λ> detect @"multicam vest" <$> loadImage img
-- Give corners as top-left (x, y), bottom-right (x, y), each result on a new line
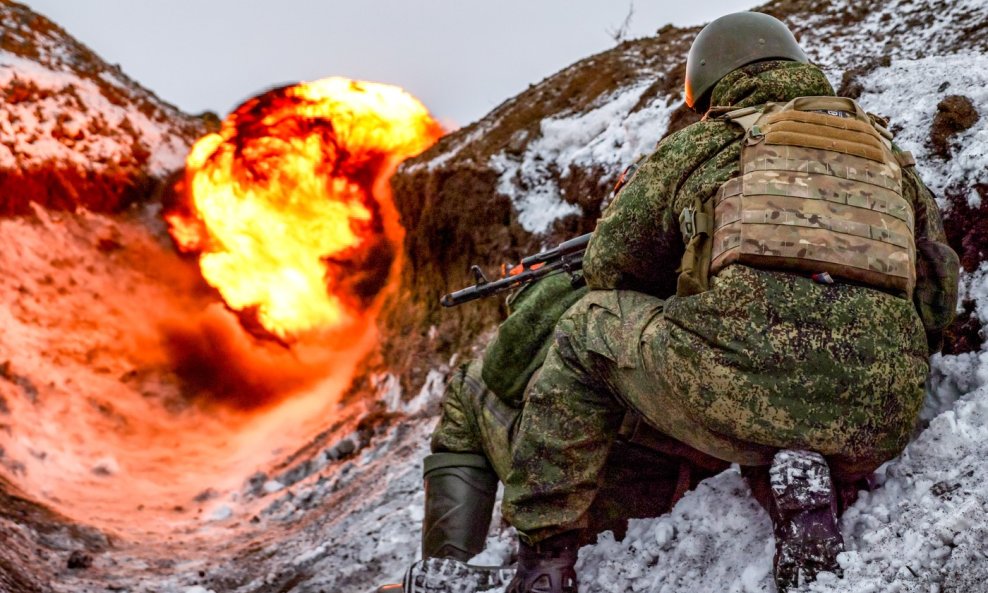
top-left (678, 96), bottom-right (917, 298)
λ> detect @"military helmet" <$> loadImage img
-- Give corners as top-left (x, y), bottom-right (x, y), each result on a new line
top-left (685, 12), bottom-right (808, 111)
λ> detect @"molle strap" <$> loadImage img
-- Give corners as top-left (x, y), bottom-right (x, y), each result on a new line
top-left (789, 96), bottom-right (869, 121)
top-left (760, 111), bottom-right (888, 163)
top-left (710, 97), bottom-right (916, 298)
top-left (895, 150), bottom-right (917, 168)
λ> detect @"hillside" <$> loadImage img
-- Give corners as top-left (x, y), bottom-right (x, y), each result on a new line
top-left (0, 0), bottom-right (205, 215)
top-left (384, 0), bottom-right (988, 391)
top-left (0, 0), bottom-right (985, 592)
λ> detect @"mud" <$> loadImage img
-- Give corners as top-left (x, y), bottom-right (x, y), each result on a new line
top-left (929, 95), bottom-right (980, 160)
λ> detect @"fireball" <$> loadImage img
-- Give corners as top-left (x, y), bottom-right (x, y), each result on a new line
top-left (166, 78), bottom-right (442, 341)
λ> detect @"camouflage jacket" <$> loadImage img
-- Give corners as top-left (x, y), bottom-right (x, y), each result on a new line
top-left (583, 61), bottom-right (959, 350)
top-left (482, 272), bottom-right (588, 405)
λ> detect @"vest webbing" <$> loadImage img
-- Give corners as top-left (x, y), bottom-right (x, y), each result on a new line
top-left (709, 96), bottom-right (916, 297)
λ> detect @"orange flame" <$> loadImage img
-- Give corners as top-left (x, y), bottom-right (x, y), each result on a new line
top-left (166, 78), bottom-right (442, 341)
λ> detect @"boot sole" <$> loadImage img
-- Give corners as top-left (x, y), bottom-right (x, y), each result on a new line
top-left (404, 557), bottom-right (514, 593)
top-left (770, 450), bottom-right (845, 591)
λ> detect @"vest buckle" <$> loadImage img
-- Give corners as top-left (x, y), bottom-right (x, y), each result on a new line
top-left (680, 206), bottom-right (698, 241)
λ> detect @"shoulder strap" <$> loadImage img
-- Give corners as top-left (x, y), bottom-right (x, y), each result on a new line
top-left (716, 105), bottom-right (764, 134)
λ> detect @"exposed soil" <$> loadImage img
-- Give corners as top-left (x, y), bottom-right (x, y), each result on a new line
top-left (0, 167), bottom-right (158, 215)
top-left (929, 95), bottom-right (980, 160)
top-left (943, 184), bottom-right (988, 274)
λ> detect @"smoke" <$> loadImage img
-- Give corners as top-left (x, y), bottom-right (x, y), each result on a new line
top-left (158, 303), bottom-right (355, 410)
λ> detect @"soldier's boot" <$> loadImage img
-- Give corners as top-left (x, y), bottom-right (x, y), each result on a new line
top-left (769, 450), bottom-right (845, 592)
top-left (402, 558), bottom-right (515, 593)
top-left (422, 452), bottom-right (499, 560)
top-left (506, 530), bottom-right (579, 593)
top-left (400, 453), bottom-right (505, 593)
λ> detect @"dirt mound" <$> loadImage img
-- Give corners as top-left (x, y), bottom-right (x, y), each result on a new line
top-left (0, 0), bottom-right (207, 214)
top-left (930, 95), bottom-right (980, 160)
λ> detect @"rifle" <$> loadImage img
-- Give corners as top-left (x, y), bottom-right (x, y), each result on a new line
top-left (440, 233), bottom-right (591, 307)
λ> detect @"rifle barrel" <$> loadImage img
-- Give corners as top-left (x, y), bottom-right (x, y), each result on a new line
top-left (440, 246), bottom-right (586, 308)
top-left (521, 233), bottom-right (591, 266)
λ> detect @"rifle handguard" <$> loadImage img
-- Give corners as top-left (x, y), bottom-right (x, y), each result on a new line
top-left (440, 234), bottom-right (591, 308)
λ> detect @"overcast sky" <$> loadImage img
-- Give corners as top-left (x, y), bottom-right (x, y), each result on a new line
top-left (24, 0), bottom-right (756, 128)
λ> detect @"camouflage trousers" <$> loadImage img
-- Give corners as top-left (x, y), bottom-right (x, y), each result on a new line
top-left (431, 359), bottom-right (727, 544)
top-left (502, 287), bottom-right (927, 544)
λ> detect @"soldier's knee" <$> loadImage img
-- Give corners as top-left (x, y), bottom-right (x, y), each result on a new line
top-left (552, 290), bottom-right (613, 353)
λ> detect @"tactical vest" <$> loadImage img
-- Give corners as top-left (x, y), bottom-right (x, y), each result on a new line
top-left (678, 96), bottom-right (917, 298)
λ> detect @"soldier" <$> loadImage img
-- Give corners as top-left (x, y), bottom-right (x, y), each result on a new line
top-left (501, 11), bottom-right (959, 593)
top-left (420, 273), bottom-right (728, 571)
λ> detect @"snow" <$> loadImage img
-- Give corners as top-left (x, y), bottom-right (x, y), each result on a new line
top-left (856, 54), bottom-right (988, 207)
top-left (489, 81), bottom-right (677, 234)
top-left (263, 479), bottom-right (285, 494)
top-left (0, 53), bottom-right (192, 175)
top-left (404, 368), bottom-right (450, 414)
top-left (577, 470), bottom-right (775, 593)
top-left (380, 367), bottom-right (447, 415)
top-left (402, 122), bottom-right (491, 174)
top-left (207, 505), bottom-right (233, 522)
top-left (802, 0), bottom-right (988, 74)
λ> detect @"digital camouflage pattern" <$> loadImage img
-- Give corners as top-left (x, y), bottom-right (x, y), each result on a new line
top-left (501, 61), bottom-right (960, 544)
top-left (482, 272), bottom-right (589, 405)
top-left (431, 359), bottom-right (517, 479)
top-left (431, 357), bottom-right (725, 543)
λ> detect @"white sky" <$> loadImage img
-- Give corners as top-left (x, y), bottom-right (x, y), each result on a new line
top-left (23, 0), bottom-right (756, 128)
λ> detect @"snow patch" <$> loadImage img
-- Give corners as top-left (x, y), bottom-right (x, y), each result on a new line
top-left (262, 480), bottom-right (284, 494)
top-left (404, 368), bottom-right (447, 414)
top-left (379, 367), bottom-right (448, 414)
top-left (857, 53), bottom-right (988, 207)
top-left (577, 470), bottom-right (774, 593)
top-left (803, 0), bottom-right (988, 75)
top-left (403, 122), bottom-right (491, 174)
top-left (490, 83), bottom-right (677, 233)
top-left (207, 505), bottom-right (233, 522)
top-left (0, 50), bottom-right (195, 176)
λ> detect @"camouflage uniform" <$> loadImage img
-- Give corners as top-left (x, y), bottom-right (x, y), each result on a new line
top-left (501, 61), bottom-right (959, 544)
top-left (432, 274), bottom-right (728, 542)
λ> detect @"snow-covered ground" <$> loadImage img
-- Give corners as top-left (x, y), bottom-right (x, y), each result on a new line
top-left (489, 80), bottom-right (679, 233)
top-left (0, 1), bottom-right (201, 178)
top-left (0, 53), bottom-right (191, 175)
top-left (380, 3), bottom-right (988, 592)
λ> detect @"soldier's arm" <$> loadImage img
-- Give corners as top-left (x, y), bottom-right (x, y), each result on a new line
top-left (903, 161), bottom-right (960, 353)
top-left (582, 141), bottom-right (683, 295)
top-left (583, 119), bottom-right (742, 296)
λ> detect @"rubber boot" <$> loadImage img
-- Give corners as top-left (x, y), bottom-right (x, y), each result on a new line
top-left (422, 452), bottom-right (499, 561)
top-left (768, 450), bottom-right (845, 592)
top-left (506, 531), bottom-right (580, 593)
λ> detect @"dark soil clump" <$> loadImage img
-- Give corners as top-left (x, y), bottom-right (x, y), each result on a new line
top-left (930, 95), bottom-right (980, 159)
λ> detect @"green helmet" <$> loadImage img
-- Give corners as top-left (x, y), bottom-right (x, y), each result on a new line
top-left (685, 12), bottom-right (808, 111)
